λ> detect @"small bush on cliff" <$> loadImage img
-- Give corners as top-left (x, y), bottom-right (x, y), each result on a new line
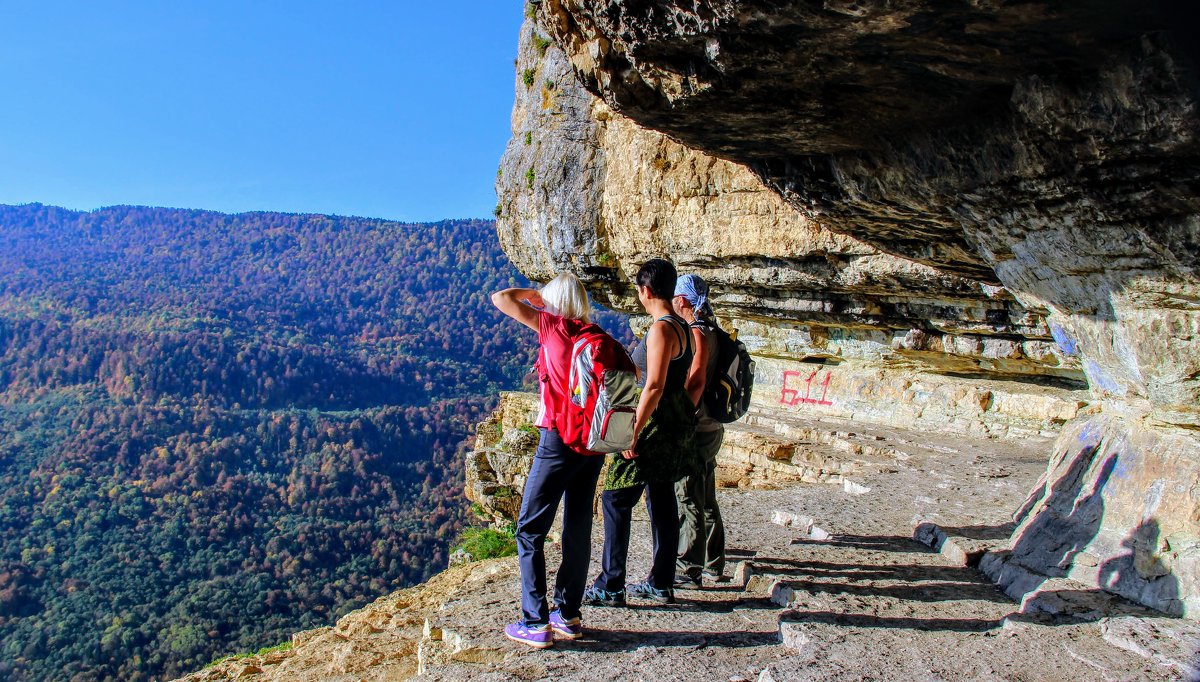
top-left (452, 526), bottom-right (518, 562)
top-left (206, 641), bottom-right (293, 669)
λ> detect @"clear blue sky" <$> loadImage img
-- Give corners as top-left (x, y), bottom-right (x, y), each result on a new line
top-left (0, 2), bottom-right (526, 222)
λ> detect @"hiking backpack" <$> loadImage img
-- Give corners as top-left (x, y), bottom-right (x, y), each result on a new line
top-left (704, 323), bottom-right (755, 423)
top-left (539, 323), bottom-right (639, 455)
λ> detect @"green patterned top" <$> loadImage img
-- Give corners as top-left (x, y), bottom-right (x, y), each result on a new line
top-left (604, 315), bottom-right (701, 490)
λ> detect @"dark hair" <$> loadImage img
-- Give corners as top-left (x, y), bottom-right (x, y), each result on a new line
top-left (635, 258), bottom-right (677, 300)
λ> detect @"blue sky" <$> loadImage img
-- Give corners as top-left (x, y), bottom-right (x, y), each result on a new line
top-left (0, 2), bottom-right (526, 222)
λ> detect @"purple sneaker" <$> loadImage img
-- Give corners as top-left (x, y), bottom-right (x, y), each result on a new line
top-left (504, 622), bottom-right (553, 649)
top-left (549, 610), bottom-right (583, 640)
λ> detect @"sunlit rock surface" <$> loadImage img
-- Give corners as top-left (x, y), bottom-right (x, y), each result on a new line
top-left (465, 392), bottom-right (541, 524)
top-left (497, 2), bottom-right (1200, 618)
top-left (496, 19), bottom-right (1084, 386)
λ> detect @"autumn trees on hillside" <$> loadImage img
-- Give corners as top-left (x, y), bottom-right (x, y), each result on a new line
top-left (0, 205), bottom-right (627, 682)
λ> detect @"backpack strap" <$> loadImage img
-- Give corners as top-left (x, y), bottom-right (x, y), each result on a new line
top-left (656, 315), bottom-right (690, 360)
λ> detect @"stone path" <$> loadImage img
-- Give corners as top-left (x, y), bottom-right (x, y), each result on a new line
top-left (181, 421), bottom-right (1199, 681)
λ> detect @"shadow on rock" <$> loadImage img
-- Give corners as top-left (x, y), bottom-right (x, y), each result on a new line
top-left (796, 534), bottom-right (935, 553)
top-left (1005, 438), bottom-right (1112, 584)
top-left (933, 522), bottom-right (1017, 541)
top-left (780, 610), bottom-right (1004, 633)
top-left (752, 557), bottom-right (987, 583)
top-left (993, 424), bottom-right (1188, 621)
top-left (569, 628), bottom-right (780, 652)
top-left (776, 578), bottom-right (1011, 604)
top-left (1097, 518), bottom-right (1182, 617)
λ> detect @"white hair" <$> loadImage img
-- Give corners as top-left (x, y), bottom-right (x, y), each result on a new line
top-left (540, 272), bottom-right (591, 322)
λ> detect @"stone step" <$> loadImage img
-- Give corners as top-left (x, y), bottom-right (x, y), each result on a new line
top-left (913, 521), bottom-right (1012, 567)
top-left (769, 510), bottom-right (833, 540)
top-left (718, 418), bottom-right (912, 488)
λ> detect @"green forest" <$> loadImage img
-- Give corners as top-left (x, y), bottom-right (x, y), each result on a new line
top-left (0, 204), bottom-right (628, 681)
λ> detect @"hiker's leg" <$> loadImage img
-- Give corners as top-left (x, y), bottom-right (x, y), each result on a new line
top-left (675, 472), bottom-right (706, 580)
top-left (596, 485), bottom-right (641, 592)
top-left (645, 479), bottom-right (680, 590)
top-left (699, 429), bottom-right (726, 574)
top-left (554, 453), bottom-right (604, 618)
top-left (517, 429), bottom-right (572, 626)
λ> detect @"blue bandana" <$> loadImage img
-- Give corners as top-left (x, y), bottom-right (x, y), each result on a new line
top-left (674, 274), bottom-right (712, 318)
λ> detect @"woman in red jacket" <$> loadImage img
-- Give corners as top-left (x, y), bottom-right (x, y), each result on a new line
top-left (491, 272), bottom-right (603, 648)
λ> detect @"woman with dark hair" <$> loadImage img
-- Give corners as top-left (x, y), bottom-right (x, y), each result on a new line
top-left (585, 258), bottom-right (697, 605)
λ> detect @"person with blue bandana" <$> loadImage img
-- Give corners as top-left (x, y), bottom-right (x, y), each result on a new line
top-left (671, 273), bottom-right (727, 588)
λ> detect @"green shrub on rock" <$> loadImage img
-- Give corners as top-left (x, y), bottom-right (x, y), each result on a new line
top-left (450, 526), bottom-right (518, 563)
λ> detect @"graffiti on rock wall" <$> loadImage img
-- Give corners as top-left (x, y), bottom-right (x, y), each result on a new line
top-left (780, 368), bottom-right (834, 407)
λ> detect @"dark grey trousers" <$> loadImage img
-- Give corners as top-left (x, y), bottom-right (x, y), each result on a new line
top-left (595, 480), bottom-right (680, 592)
top-left (676, 428), bottom-right (726, 578)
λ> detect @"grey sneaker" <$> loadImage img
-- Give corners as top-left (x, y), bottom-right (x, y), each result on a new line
top-left (583, 584), bottom-right (627, 607)
top-left (673, 574), bottom-right (703, 590)
top-left (549, 610), bottom-right (583, 639)
top-left (702, 570), bottom-right (730, 583)
top-left (628, 579), bottom-right (675, 604)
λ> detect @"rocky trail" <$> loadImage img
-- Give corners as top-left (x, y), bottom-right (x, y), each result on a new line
top-left (182, 417), bottom-right (1199, 681)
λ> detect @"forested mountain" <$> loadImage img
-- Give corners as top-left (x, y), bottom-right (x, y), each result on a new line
top-left (0, 204), bottom-right (628, 682)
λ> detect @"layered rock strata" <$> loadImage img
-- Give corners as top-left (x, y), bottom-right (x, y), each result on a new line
top-left (497, 18), bottom-right (1087, 427)
top-left (528, 0), bottom-right (1200, 422)
top-left (496, 3), bottom-right (1200, 617)
top-left (465, 392), bottom-right (542, 525)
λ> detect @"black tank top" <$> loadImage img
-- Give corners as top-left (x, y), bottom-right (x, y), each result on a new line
top-left (631, 315), bottom-right (693, 391)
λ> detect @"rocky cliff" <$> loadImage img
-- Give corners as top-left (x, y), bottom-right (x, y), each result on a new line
top-left (180, 392), bottom-right (1200, 681)
top-left (496, 1), bottom-right (1200, 618)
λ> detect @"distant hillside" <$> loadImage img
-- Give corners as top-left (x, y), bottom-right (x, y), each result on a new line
top-left (0, 204), bottom-right (628, 682)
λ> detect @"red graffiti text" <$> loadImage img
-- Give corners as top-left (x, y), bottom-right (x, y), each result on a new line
top-left (780, 369), bottom-right (834, 407)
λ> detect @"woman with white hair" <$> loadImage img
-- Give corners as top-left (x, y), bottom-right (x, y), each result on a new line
top-left (491, 272), bottom-right (603, 648)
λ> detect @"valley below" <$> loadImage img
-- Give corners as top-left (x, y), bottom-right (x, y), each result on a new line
top-left (0, 205), bottom-right (634, 681)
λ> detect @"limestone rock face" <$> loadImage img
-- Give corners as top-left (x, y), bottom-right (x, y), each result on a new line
top-left (529, 0), bottom-right (1200, 428)
top-left (985, 414), bottom-right (1200, 617)
top-left (496, 18), bottom-right (1082, 387)
top-left (464, 392), bottom-right (541, 523)
top-left (496, 3), bottom-right (1200, 617)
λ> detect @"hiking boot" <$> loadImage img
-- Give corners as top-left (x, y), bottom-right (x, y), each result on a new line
top-left (549, 610), bottom-right (583, 640)
top-left (673, 574), bottom-right (703, 590)
top-left (504, 622), bottom-right (553, 649)
top-left (582, 584), bottom-right (626, 607)
top-left (628, 579), bottom-right (675, 604)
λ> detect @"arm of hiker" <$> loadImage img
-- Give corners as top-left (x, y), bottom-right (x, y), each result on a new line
top-left (684, 326), bottom-right (708, 407)
top-left (623, 321), bottom-right (670, 459)
top-left (490, 288), bottom-right (543, 331)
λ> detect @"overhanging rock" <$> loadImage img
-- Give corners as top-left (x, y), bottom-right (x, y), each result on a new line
top-left (499, 1), bottom-right (1200, 618)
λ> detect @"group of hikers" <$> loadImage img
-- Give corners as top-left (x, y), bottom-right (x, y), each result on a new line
top-left (491, 258), bottom-right (728, 648)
